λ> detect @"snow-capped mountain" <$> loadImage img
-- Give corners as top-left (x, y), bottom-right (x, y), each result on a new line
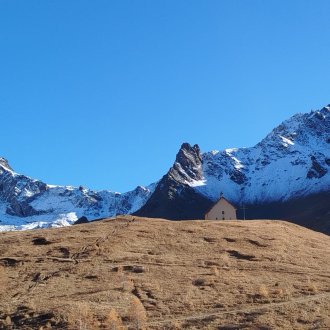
top-left (196, 105), bottom-right (330, 204)
top-left (137, 105), bottom-right (330, 233)
top-left (1, 105), bottom-right (329, 233)
top-left (0, 159), bottom-right (155, 231)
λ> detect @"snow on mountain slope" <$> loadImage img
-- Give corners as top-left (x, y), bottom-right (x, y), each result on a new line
top-left (0, 161), bottom-right (155, 231)
top-left (136, 105), bottom-right (330, 231)
top-left (195, 106), bottom-right (330, 204)
top-left (1, 104), bottom-right (329, 231)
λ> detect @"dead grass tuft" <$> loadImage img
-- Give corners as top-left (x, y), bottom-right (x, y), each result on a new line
top-left (307, 277), bottom-right (318, 294)
top-left (128, 296), bottom-right (147, 330)
top-left (104, 308), bottom-right (125, 330)
top-left (0, 266), bottom-right (8, 290)
top-left (5, 315), bottom-right (12, 326)
top-left (273, 287), bottom-right (284, 297)
top-left (210, 265), bottom-right (220, 276)
top-left (66, 302), bottom-right (98, 330)
top-left (258, 284), bottom-right (269, 299)
top-left (122, 277), bottom-right (135, 292)
top-left (220, 253), bottom-right (231, 267)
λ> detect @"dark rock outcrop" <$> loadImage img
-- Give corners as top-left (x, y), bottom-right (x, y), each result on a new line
top-left (307, 156), bottom-right (327, 179)
top-left (74, 216), bottom-right (89, 225)
top-left (135, 143), bottom-right (212, 219)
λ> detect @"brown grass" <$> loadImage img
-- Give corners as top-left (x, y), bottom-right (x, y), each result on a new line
top-left (0, 266), bottom-right (7, 290)
top-left (127, 296), bottom-right (147, 329)
top-left (306, 277), bottom-right (318, 294)
top-left (258, 284), bottom-right (269, 299)
top-left (66, 302), bottom-right (99, 330)
top-left (105, 308), bottom-right (125, 330)
top-left (0, 216), bottom-right (329, 329)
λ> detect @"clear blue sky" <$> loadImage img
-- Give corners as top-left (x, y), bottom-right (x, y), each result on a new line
top-left (1, 1), bottom-right (329, 192)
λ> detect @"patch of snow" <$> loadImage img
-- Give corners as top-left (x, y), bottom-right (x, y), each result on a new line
top-left (232, 156), bottom-right (244, 170)
top-left (279, 135), bottom-right (295, 147)
top-left (188, 179), bottom-right (207, 187)
top-left (225, 148), bottom-right (238, 154)
top-left (50, 212), bottom-right (78, 227)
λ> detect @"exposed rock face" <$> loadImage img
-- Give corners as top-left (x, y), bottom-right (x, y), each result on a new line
top-left (74, 216), bottom-right (89, 225)
top-left (307, 156), bottom-right (327, 179)
top-left (0, 161), bottom-right (155, 230)
top-left (171, 143), bottom-right (203, 183)
top-left (136, 143), bottom-right (212, 219)
top-left (0, 166), bottom-right (48, 217)
top-left (0, 158), bottom-right (13, 171)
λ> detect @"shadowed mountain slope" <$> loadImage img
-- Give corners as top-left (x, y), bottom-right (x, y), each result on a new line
top-left (136, 106), bottom-right (330, 234)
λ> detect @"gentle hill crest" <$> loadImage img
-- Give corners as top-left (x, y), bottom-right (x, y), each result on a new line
top-left (0, 216), bottom-right (329, 329)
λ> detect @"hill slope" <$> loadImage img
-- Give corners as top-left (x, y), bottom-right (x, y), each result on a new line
top-left (0, 217), bottom-right (329, 329)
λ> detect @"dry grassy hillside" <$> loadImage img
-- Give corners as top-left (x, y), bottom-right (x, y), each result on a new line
top-left (0, 216), bottom-right (329, 329)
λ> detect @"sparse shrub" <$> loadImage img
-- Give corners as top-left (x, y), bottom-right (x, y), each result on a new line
top-left (66, 302), bottom-right (98, 330)
top-left (94, 243), bottom-right (109, 256)
top-left (38, 322), bottom-right (52, 330)
top-left (32, 237), bottom-right (51, 245)
top-left (273, 287), bottom-right (284, 297)
top-left (128, 296), bottom-right (147, 330)
top-left (170, 320), bottom-right (182, 329)
top-left (258, 284), bottom-right (269, 298)
top-left (181, 289), bottom-right (194, 309)
top-left (27, 299), bottom-right (37, 312)
top-left (5, 315), bottom-right (11, 326)
top-left (192, 278), bottom-right (206, 286)
top-left (122, 265), bottom-right (144, 273)
top-left (307, 278), bottom-right (318, 294)
top-left (0, 266), bottom-right (8, 290)
top-left (122, 278), bottom-right (135, 292)
top-left (105, 308), bottom-right (124, 330)
top-left (114, 265), bottom-right (124, 281)
top-left (220, 253), bottom-right (231, 267)
top-left (163, 320), bottom-right (182, 329)
top-left (210, 265), bottom-right (219, 276)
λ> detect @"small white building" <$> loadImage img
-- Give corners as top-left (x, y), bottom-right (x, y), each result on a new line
top-left (205, 196), bottom-right (237, 220)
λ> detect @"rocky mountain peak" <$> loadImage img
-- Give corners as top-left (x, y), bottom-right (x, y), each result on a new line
top-left (170, 143), bottom-right (203, 184)
top-left (320, 105), bottom-right (330, 114)
top-left (256, 105), bottom-right (330, 152)
top-left (135, 142), bottom-right (211, 219)
top-left (0, 157), bottom-right (13, 172)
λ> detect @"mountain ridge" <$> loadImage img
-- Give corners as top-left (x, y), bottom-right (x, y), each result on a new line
top-left (0, 105), bottom-right (329, 232)
top-left (136, 106), bottom-right (330, 232)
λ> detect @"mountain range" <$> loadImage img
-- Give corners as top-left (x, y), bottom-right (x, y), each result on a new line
top-left (0, 105), bottom-right (329, 233)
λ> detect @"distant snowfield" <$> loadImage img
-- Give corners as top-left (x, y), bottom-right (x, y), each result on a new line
top-left (0, 209), bottom-right (77, 232)
top-left (0, 177), bottom-right (156, 231)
